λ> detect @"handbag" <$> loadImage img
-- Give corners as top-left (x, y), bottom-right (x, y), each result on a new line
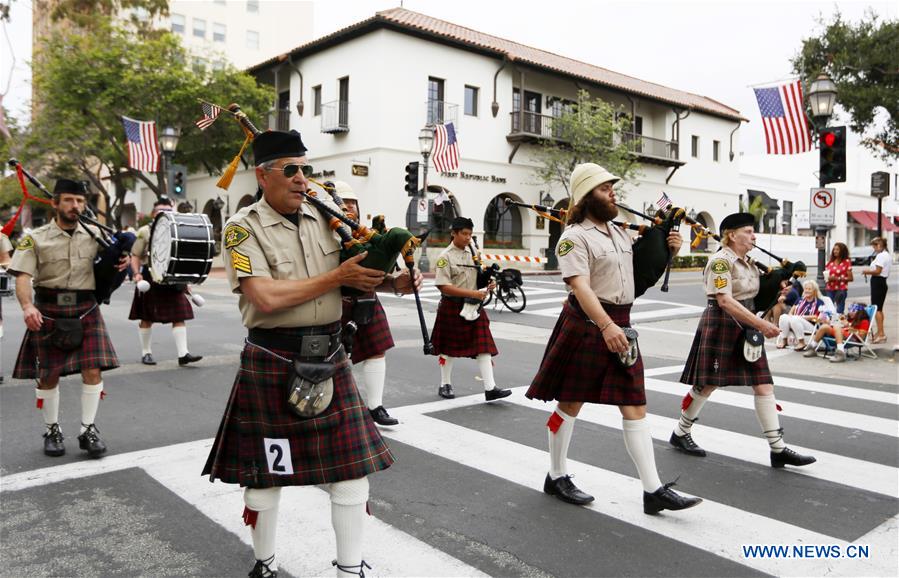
top-left (49, 317), bottom-right (84, 351)
top-left (741, 328), bottom-right (765, 363)
top-left (616, 327), bottom-right (641, 368)
top-left (287, 359), bottom-right (337, 418)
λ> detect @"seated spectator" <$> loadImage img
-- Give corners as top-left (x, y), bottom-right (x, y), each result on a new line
top-left (803, 303), bottom-right (870, 363)
top-left (766, 276), bottom-right (804, 326)
top-left (776, 280), bottom-right (825, 350)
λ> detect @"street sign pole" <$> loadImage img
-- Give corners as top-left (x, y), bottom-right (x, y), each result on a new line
top-left (809, 185), bottom-right (836, 284)
top-left (871, 171), bottom-right (890, 239)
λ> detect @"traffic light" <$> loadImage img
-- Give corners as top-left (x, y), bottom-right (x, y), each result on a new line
top-left (404, 161), bottom-right (419, 196)
top-left (819, 126), bottom-right (846, 185)
top-left (170, 164), bottom-right (187, 196)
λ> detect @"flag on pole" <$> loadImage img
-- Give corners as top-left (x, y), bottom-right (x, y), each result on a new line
top-left (656, 191), bottom-right (673, 211)
top-left (432, 122), bottom-right (460, 172)
top-left (434, 190), bottom-right (449, 206)
top-left (121, 116), bottom-right (160, 172)
top-left (195, 102), bottom-right (222, 130)
top-left (752, 79), bottom-right (812, 155)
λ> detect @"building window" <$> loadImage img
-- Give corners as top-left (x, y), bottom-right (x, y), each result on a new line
top-left (464, 85), bottom-right (478, 117)
top-left (212, 60), bottom-right (225, 72)
top-left (247, 0), bottom-right (259, 13)
top-left (192, 57), bottom-right (206, 74)
top-left (312, 85), bottom-right (322, 116)
top-left (634, 116), bottom-right (643, 135)
top-left (246, 30), bottom-right (259, 49)
top-left (691, 135), bottom-right (699, 158)
top-left (213, 23), bottom-right (226, 42)
top-left (193, 18), bottom-right (206, 38)
top-left (427, 77), bottom-right (445, 125)
top-left (782, 201), bottom-right (793, 234)
top-left (484, 194), bottom-right (523, 249)
top-left (713, 140), bottom-right (720, 162)
top-left (170, 13), bottom-right (185, 34)
top-left (512, 88), bottom-right (542, 135)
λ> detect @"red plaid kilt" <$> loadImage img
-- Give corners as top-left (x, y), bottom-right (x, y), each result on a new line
top-left (429, 298), bottom-right (498, 358)
top-left (202, 337), bottom-right (395, 488)
top-left (129, 274), bottom-right (194, 323)
top-left (526, 296), bottom-right (645, 406)
top-left (680, 302), bottom-right (772, 387)
top-left (13, 295), bottom-right (119, 380)
top-left (341, 297), bottom-right (394, 363)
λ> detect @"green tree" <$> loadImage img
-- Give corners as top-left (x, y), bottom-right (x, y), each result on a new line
top-left (793, 10), bottom-right (899, 159)
top-left (530, 90), bottom-right (642, 205)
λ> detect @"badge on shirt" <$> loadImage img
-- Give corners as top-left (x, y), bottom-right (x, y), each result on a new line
top-left (436, 257), bottom-right (448, 268)
top-left (231, 250), bottom-right (252, 274)
top-left (224, 224), bottom-right (250, 249)
top-left (710, 259), bottom-right (729, 274)
top-left (16, 235), bottom-right (34, 251)
top-left (557, 239), bottom-right (575, 256)
top-left (713, 276), bottom-right (728, 289)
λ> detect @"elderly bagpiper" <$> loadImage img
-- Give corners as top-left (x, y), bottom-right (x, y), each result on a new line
top-left (429, 216), bottom-right (511, 402)
top-left (9, 179), bottom-right (120, 458)
top-left (526, 163), bottom-right (702, 514)
top-left (203, 130), bottom-right (420, 578)
top-left (669, 212), bottom-right (816, 468)
top-left (129, 196), bottom-right (202, 366)
top-left (0, 230), bottom-right (13, 383)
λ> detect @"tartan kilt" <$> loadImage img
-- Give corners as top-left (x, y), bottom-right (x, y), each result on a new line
top-left (429, 298), bottom-right (498, 358)
top-left (202, 341), bottom-right (395, 488)
top-left (680, 302), bottom-right (772, 387)
top-left (129, 276), bottom-right (194, 323)
top-left (526, 296), bottom-right (645, 405)
top-left (341, 297), bottom-right (395, 363)
top-left (13, 298), bottom-right (119, 380)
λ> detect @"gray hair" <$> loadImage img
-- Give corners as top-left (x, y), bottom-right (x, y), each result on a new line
top-left (257, 160), bottom-right (277, 171)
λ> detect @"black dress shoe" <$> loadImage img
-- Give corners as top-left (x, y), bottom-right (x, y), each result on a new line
top-left (43, 423), bottom-right (65, 457)
top-left (669, 431), bottom-right (707, 457)
top-left (178, 353), bottom-right (203, 366)
top-left (771, 447), bottom-right (816, 468)
top-left (644, 481), bottom-right (703, 515)
top-left (77, 424), bottom-right (107, 458)
top-left (248, 559), bottom-right (277, 578)
top-left (141, 353), bottom-right (157, 365)
top-left (438, 384), bottom-right (455, 399)
top-left (543, 473), bottom-right (594, 505)
top-left (484, 387), bottom-right (512, 401)
top-left (369, 406), bottom-right (399, 426)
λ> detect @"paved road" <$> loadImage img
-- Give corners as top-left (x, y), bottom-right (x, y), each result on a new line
top-left (1, 270), bottom-right (896, 577)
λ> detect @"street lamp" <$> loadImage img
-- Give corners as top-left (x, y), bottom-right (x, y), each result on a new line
top-left (159, 126), bottom-right (180, 195)
top-left (806, 73), bottom-right (837, 284)
top-left (539, 191), bottom-right (554, 207)
top-left (417, 125), bottom-right (435, 272)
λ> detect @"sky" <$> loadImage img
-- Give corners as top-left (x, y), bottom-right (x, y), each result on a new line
top-left (2, 0), bottom-right (896, 155)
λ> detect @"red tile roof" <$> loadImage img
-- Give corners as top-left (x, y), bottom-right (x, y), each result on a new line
top-left (252, 7), bottom-right (747, 122)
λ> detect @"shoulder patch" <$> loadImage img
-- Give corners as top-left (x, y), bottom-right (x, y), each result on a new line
top-left (436, 257), bottom-right (448, 269)
top-left (557, 239), bottom-right (575, 257)
top-left (230, 250), bottom-right (252, 274)
top-left (710, 259), bottom-right (730, 274)
top-left (713, 276), bottom-right (728, 289)
top-left (224, 224), bottom-right (251, 249)
top-left (16, 235), bottom-right (34, 251)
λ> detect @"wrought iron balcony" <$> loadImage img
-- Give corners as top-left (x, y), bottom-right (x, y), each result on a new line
top-left (265, 109), bottom-right (291, 132)
top-left (321, 100), bottom-right (350, 133)
top-left (620, 132), bottom-right (682, 166)
top-left (425, 100), bottom-right (458, 127)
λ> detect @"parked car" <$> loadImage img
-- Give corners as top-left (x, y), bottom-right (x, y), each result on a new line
top-left (849, 246), bottom-right (875, 266)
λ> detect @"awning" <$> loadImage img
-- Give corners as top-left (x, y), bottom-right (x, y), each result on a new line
top-left (848, 210), bottom-right (899, 232)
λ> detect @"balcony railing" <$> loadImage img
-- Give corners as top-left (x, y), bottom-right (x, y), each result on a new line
top-left (508, 111), bottom-right (560, 140)
top-left (620, 132), bottom-right (680, 161)
top-left (425, 100), bottom-right (458, 127)
top-left (321, 100), bottom-right (350, 133)
top-left (266, 109), bottom-right (291, 132)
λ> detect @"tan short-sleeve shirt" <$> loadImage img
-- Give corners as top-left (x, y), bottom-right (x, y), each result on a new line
top-left (0, 233), bottom-right (13, 256)
top-left (556, 218), bottom-right (635, 305)
top-left (434, 244), bottom-right (478, 291)
top-left (9, 220), bottom-right (100, 290)
top-left (223, 196), bottom-right (343, 329)
top-left (704, 247), bottom-right (759, 300)
top-left (130, 224), bottom-right (151, 265)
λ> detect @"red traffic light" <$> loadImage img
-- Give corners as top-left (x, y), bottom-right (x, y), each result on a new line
top-left (822, 131), bottom-right (836, 147)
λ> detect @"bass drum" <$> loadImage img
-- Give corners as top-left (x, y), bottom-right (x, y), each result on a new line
top-left (149, 212), bottom-right (214, 285)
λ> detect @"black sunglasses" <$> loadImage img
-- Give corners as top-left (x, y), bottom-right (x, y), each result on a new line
top-left (270, 163), bottom-right (313, 178)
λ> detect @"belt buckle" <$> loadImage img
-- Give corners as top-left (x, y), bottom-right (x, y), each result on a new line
top-left (57, 292), bottom-right (77, 306)
top-left (300, 334), bottom-right (330, 357)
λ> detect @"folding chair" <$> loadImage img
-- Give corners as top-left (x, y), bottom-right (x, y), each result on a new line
top-left (843, 305), bottom-right (878, 360)
top-left (803, 296), bottom-right (836, 346)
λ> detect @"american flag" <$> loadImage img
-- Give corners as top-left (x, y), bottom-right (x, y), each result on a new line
top-left (656, 191), bottom-right (673, 211)
top-left (122, 116), bottom-right (160, 172)
top-left (753, 79), bottom-right (812, 155)
top-left (432, 122), bottom-right (460, 172)
top-left (195, 102), bottom-right (222, 130)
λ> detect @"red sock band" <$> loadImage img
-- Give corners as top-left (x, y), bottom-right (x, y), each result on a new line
top-left (776, 403), bottom-right (782, 412)
top-left (242, 506), bottom-right (258, 529)
top-left (36, 399), bottom-right (44, 410)
top-left (438, 357), bottom-right (446, 366)
top-left (546, 411), bottom-right (564, 433)
top-left (681, 392), bottom-right (693, 411)
top-left (100, 391), bottom-right (106, 400)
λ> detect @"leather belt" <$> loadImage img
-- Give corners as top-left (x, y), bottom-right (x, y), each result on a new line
top-left (35, 289), bottom-right (96, 306)
top-left (248, 324), bottom-right (342, 357)
top-left (708, 298), bottom-right (755, 309)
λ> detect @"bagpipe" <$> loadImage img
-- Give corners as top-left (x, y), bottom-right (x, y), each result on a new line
top-left (7, 159), bottom-right (136, 304)
top-left (219, 104), bottom-right (435, 354)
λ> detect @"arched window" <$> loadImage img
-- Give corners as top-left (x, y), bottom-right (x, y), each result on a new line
top-left (202, 199), bottom-right (224, 256)
top-left (484, 194), bottom-right (522, 249)
top-left (405, 190), bottom-right (458, 247)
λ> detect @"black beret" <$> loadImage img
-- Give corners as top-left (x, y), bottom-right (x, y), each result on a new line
top-left (53, 178), bottom-right (88, 196)
top-left (253, 130), bottom-right (308, 165)
top-left (451, 216), bottom-right (474, 231)
top-left (720, 212), bottom-right (754, 234)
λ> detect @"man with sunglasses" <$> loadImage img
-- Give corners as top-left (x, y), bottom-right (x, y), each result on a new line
top-left (202, 130), bottom-right (421, 578)
top-left (128, 196), bottom-right (202, 366)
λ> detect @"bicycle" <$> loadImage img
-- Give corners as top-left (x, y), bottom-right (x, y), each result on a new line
top-left (482, 267), bottom-right (527, 312)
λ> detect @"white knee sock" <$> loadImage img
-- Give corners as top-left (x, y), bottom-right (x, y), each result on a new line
top-left (361, 357), bottom-right (386, 409)
top-left (439, 355), bottom-right (454, 385)
top-left (139, 326), bottom-right (152, 355)
top-left (36, 386), bottom-right (60, 427)
top-left (675, 388), bottom-right (710, 437)
top-left (477, 353), bottom-right (495, 390)
top-left (330, 478), bottom-right (369, 576)
top-left (547, 407), bottom-right (575, 479)
top-left (80, 383), bottom-right (103, 432)
top-left (754, 393), bottom-right (786, 452)
top-left (244, 487), bottom-right (281, 571)
top-left (622, 417), bottom-right (663, 493)
top-left (172, 325), bottom-right (189, 357)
